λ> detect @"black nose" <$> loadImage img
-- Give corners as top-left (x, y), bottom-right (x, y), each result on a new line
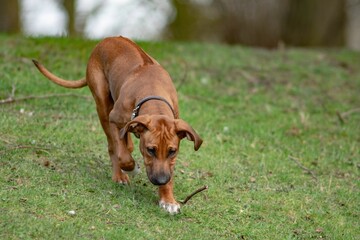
top-left (149, 173), bottom-right (171, 185)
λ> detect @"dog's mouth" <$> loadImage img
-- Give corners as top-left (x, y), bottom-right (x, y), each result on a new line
top-left (147, 170), bottom-right (171, 186)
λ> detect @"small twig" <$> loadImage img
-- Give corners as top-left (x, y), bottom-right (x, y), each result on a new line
top-left (289, 156), bottom-right (318, 181)
top-left (0, 137), bottom-right (12, 144)
top-left (0, 145), bottom-right (52, 155)
top-left (0, 84), bottom-right (17, 104)
top-left (337, 107), bottom-right (360, 124)
top-left (336, 111), bottom-right (345, 124)
top-left (184, 94), bottom-right (220, 106)
top-left (180, 185), bottom-right (208, 205)
top-left (10, 84), bottom-right (16, 98)
top-left (175, 60), bottom-right (188, 91)
top-left (0, 93), bottom-right (91, 104)
top-left (342, 107), bottom-right (360, 117)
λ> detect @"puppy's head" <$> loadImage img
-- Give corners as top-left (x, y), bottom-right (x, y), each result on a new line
top-left (120, 115), bottom-right (202, 185)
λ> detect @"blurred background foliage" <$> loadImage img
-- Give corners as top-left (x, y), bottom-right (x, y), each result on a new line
top-left (0, 0), bottom-right (359, 49)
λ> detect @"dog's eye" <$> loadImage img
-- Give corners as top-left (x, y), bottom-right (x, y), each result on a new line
top-left (168, 148), bottom-right (177, 158)
top-left (146, 147), bottom-right (156, 157)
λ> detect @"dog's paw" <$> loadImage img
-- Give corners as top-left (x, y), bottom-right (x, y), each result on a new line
top-left (117, 179), bottom-right (129, 185)
top-left (121, 162), bottom-right (141, 177)
top-left (112, 173), bottom-right (130, 185)
top-left (159, 200), bottom-right (181, 215)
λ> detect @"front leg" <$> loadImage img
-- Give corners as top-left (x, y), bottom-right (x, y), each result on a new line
top-left (109, 123), bottom-right (136, 184)
top-left (110, 154), bottom-right (130, 184)
top-left (158, 178), bottom-right (180, 214)
top-left (88, 77), bottom-right (136, 184)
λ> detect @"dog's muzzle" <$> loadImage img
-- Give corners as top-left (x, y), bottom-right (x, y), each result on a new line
top-left (148, 172), bottom-right (171, 185)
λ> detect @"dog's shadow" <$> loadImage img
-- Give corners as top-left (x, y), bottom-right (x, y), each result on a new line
top-left (87, 158), bottom-right (162, 213)
top-left (113, 175), bottom-right (159, 209)
top-left (81, 146), bottom-right (184, 216)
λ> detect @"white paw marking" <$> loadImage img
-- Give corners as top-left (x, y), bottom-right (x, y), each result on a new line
top-left (121, 162), bottom-right (141, 177)
top-left (118, 180), bottom-right (128, 185)
top-left (159, 200), bottom-right (181, 214)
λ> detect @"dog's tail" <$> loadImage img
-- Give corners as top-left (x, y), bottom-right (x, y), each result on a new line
top-left (32, 59), bottom-right (87, 89)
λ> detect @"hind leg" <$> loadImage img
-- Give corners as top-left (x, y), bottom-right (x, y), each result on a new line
top-left (87, 69), bottom-right (134, 184)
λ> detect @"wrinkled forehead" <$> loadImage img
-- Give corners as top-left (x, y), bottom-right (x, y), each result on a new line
top-left (146, 117), bottom-right (178, 145)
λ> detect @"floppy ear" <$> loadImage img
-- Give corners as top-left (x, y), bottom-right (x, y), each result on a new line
top-left (119, 115), bottom-right (151, 139)
top-left (175, 119), bottom-right (203, 151)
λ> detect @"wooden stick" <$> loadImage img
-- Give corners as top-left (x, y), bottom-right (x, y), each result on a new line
top-left (0, 93), bottom-right (91, 104)
top-left (180, 185), bottom-right (208, 205)
top-left (337, 107), bottom-right (360, 124)
top-left (336, 111), bottom-right (345, 124)
top-left (10, 84), bottom-right (16, 98)
top-left (0, 145), bottom-right (52, 155)
top-left (342, 107), bottom-right (360, 117)
top-left (289, 156), bottom-right (318, 181)
top-left (175, 60), bottom-right (188, 91)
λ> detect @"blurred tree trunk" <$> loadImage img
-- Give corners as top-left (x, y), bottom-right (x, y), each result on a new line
top-left (284, 0), bottom-right (346, 46)
top-left (168, 0), bottom-right (206, 40)
top-left (346, 0), bottom-right (360, 50)
top-left (0, 0), bottom-right (20, 33)
top-left (216, 0), bottom-right (289, 47)
top-left (168, 0), bottom-right (346, 48)
top-left (63, 0), bottom-right (77, 36)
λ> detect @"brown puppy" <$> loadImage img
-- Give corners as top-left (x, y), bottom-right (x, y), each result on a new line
top-left (33, 36), bottom-right (202, 214)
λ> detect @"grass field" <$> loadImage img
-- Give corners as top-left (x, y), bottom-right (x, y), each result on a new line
top-left (1, 35), bottom-right (359, 239)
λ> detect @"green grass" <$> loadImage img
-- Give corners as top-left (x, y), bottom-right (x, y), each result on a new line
top-left (1, 35), bottom-right (359, 239)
